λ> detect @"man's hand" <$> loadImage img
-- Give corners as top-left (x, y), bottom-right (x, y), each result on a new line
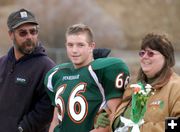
top-left (94, 112), bottom-right (110, 128)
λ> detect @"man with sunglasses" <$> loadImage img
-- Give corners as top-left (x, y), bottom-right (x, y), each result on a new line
top-left (0, 8), bottom-right (56, 132)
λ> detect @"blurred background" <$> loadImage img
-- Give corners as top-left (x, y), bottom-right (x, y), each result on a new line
top-left (1, 0), bottom-right (180, 80)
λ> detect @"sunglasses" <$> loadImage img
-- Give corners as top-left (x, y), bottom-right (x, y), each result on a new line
top-left (17, 28), bottom-right (38, 37)
top-left (139, 50), bottom-right (157, 57)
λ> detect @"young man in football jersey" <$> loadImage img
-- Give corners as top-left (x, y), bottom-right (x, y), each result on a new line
top-left (44, 23), bottom-right (130, 132)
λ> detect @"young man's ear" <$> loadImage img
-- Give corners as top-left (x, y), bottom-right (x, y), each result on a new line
top-left (90, 42), bottom-right (96, 48)
top-left (89, 42), bottom-right (95, 53)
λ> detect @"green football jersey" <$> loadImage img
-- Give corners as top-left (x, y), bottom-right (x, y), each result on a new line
top-left (44, 57), bottom-right (130, 132)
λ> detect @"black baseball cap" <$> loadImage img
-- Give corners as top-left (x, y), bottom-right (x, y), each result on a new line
top-left (7, 8), bottom-right (39, 31)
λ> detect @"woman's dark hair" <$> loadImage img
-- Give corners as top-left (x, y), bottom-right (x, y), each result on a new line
top-left (140, 33), bottom-right (175, 67)
top-left (137, 33), bottom-right (174, 88)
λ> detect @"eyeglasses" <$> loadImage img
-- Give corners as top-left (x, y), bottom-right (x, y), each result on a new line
top-left (17, 28), bottom-right (38, 37)
top-left (139, 50), bottom-right (157, 57)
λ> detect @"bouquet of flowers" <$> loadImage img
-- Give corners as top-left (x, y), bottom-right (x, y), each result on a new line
top-left (130, 82), bottom-right (152, 124)
top-left (114, 82), bottom-right (153, 132)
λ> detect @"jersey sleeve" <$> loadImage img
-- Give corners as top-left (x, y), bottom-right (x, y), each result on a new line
top-left (44, 63), bottom-right (72, 106)
top-left (44, 65), bottom-right (59, 106)
top-left (92, 57), bottom-right (130, 101)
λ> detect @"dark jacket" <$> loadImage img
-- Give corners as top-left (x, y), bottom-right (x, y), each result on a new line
top-left (0, 43), bottom-right (56, 132)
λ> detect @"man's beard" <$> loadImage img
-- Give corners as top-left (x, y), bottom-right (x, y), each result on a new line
top-left (14, 39), bottom-right (36, 55)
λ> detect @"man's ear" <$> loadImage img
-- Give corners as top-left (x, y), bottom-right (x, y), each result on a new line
top-left (8, 30), bottom-right (14, 40)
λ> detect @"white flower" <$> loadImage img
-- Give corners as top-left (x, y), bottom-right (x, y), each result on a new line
top-left (145, 84), bottom-right (152, 94)
top-left (146, 88), bottom-right (151, 94)
top-left (130, 84), bottom-right (142, 89)
top-left (145, 84), bottom-right (152, 89)
top-left (138, 90), bottom-right (146, 95)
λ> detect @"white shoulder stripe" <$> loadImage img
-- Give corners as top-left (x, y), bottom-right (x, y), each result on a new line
top-left (88, 65), bottom-right (106, 110)
top-left (47, 69), bottom-right (58, 92)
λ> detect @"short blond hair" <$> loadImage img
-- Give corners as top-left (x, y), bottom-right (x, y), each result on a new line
top-left (66, 23), bottom-right (94, 43)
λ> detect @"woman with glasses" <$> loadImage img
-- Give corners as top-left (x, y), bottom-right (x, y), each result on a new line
top-left (94, 33), bottom-right (180, 132)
